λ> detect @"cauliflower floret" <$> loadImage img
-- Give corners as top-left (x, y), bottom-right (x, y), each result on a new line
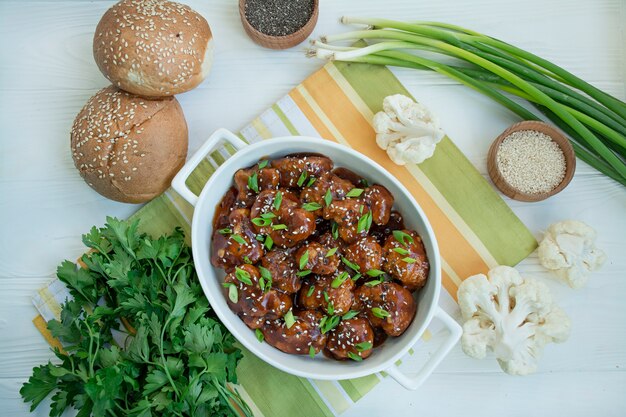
top-left (457, 266), bottom-right (571, 375)
top-left (373, 94), bottom-right (445, 165)
top-left (538, 220), bottom-right (606, 289)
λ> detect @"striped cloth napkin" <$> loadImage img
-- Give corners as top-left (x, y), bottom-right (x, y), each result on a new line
top-left (32, 60), bottom-right (536, 416)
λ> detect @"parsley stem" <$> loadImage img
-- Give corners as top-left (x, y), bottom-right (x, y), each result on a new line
top-left (159, 316), bottom-right (181, 398)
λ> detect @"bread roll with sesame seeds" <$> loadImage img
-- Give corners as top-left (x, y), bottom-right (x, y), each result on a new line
top-left (71, 86), bottom-right (188, 203)
top-left (93, 0), bottom-right (213, 97)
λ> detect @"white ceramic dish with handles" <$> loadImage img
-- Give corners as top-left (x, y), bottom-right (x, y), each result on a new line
top-left (172, 128), bottom-right (462, 390)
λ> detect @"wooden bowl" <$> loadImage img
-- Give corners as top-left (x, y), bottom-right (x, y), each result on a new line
top-left (239, 0), bottom-right (319, 49)
top-left (487, 120), bottom-right (576, 202)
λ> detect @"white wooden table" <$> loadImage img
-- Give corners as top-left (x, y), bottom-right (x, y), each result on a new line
top-left (1, 0), bottom-right (625, 415)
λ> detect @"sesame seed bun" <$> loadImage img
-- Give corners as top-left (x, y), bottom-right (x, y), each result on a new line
top-left (93, 0), bottom-right (214, 97)
top-left (71, 86), bottom-right (188, 203)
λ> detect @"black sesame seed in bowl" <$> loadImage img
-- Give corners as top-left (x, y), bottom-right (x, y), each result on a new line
top-left (238, 0), bottom-right (319, 49)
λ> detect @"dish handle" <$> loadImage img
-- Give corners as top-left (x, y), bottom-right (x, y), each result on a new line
top-left (385, 307), bottom-right (462, 390)
top-left (172, 128), bottom-right (248, 206)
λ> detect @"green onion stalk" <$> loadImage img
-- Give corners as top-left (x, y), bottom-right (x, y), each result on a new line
top-left (307, 18), bottom-right (626, 187)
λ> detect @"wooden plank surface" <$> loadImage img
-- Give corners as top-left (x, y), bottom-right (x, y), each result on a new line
top-left (0, 0), bottom-right (625, 416)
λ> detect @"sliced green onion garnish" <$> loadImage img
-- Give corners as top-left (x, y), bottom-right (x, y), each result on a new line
top-left (251, 217), bottom-right (272, 227)
top-left (327, 302), bottom-right (334, 315)
top-left (255, 328), bottom-right (264, 343)
top-left (272, 224), bottom-right (288, 231)
top-left (302, 202), bottom-right (322, 211)
top-left (264, 235), bottom-right (274, 250)
top-left (217, 228), bottom-right (232, 235)
top-left (258, 159), bottom-right (269, 169)
top-left (355, 342), bottom-right (372, 352)
top-left (222, 282), bottom-right (238, 303)
top-left (342, 310), bottom-right (359, 320)
top-left (260, 212), bottom-right (277, 219)
top-left (371, 307), bottom-right (391, 319)
top-left (234, 267), bottom-right (252, 285)
top-left (366, 269), bottom-right (385, 277)
top-left (402, 257), bottom-right (417, 264)
top-left (324, 189), bottom-right (332, 206)
top-left (393, 230), bottom-right (414, 246)
top-left (365, 278), bottom-right (384, 287)
top-left (346, 188), bottom-right (364, 197)
top-left (306, 177), bottom-right (316, 187)
top-left (331, 271), bottom-right (349, 288)
top-left (248, 172), bottom-right (259, 193)
top-left (347, 352), bottom-right (363, 361)
top-left (325, 247), bottom-right (338, 257)
top-left (232, 234), bottom-right (247, 245)
top-left (306, 286), bottom-right (315, 297)
top-left (284, 310), bottom-right (295, 329)
top-left (341, 257), bottom-right (360, 271)
top-left (309, 345), bottom-right (316, 358)
top-left (297, 171), bottom-right (308, 187)
top-left (299, 250), bottom-right (309, 269)
top-left (331, 221), bottom-right (339, 240)
top-left (296, 270), bottom-right (312, 277)
top-left (393, 247), bottom-right (410, 255)
top-left (273, 191), bottom-right (283, 210)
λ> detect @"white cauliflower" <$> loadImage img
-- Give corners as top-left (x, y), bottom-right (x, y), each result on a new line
top-left (373, 94), bottom-right (445, 165)
top-left (457, 266), bottom-right (571, 375)
top-left (538, 220), bottom-right (606, 289)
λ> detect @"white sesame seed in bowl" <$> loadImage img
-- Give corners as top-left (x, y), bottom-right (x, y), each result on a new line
top-left (487, 121), bottom-right (576, 202)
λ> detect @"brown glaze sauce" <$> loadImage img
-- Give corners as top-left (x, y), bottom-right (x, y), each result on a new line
top-left (211, 154), bottom-right (429, 361)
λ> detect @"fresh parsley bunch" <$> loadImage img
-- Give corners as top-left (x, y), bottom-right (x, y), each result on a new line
top-left (21, 217), bottom-right (252, 417)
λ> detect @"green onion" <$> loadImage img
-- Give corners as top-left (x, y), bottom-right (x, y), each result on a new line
top-left (371, 307), bottom-right (391, 319)
top-left (234, 267), bottom-right (252, 285)
top-left (259, 266), bottom-right (272, 284)
top-left (222, 283), bottom-right (238, 303)
top-left (309, 345), bottom-right (316, 358)
top-left (248, 172), bottom-right (259, 193)
top-left (331, 222), bottom-right (339, 240)
top-left (260, 212), bottom-right (277, 219)
top-left (255, 328), bottom-right (264, 343)
top-left (331, 271), bottom-right (350, 288)
top-left (357, 211), bottom-right (372, 233)
top-left (217, 228), bottom-right (232, 235)
top-left (402, 257), bottom-right (417, 264)
top-left (232, 234), bottom-right (247, 245)
top-left (284, 310), bottom-right (295, 329)
top-left (327, 302), bottom-right (335, 315)
top-left (255, 234), bottom-right (265, 242)
top-left (320, 315), bottom-right (341, 334)
top-left (323, 291), bottom-right (329, 302)
top-left (341, 257), bottom-right (360, 271)
top-left (243, 256), bottom-right (252, 264)
top-left (346, 188), bottom-right (364, 197)
top-left (297, 270), bottom-right (312, 277)
top-left (306, 286), bottom-right (315, 297)
top-left (309, 18), bottom-right (626, 186)
top-left (347, 352), bottom-right (363, 362)
top-left (264, 235), bottom-right (274, 250)
top-left (272, 224), bottom-right (288, 231)
top-left (273, 191), bottom-right (282, 210)
top-left (303, 202), bottom-right (322, 211)
top-left (365, 278), bottom-right (384, 287)
top-left (355, 342), bottom-right (372, 352)
top-left (342, 310), bottom-right (359, 320)
top-left (251, 217), bottom-right (272, 227)
top-left (299, 250), bottom-right (310, 269)
top-left (297, 171), bottom-right (308, 187)
top-left (366, 269), bottom-right (385, 277)
top-left (392, 230), bottom-right (414, 246)
top-left (258, 160), bottom-right (269, 169)
top-left (325, 247), bottom-right (338, 257)
top-left (351, 273), bottom-right (362, 281)
top-left (393, 247), bottom-right (410, 255)
top-left (306, 177), bottom-right (316, 187)
top-left (324, 189), bottom-right (333, 206)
